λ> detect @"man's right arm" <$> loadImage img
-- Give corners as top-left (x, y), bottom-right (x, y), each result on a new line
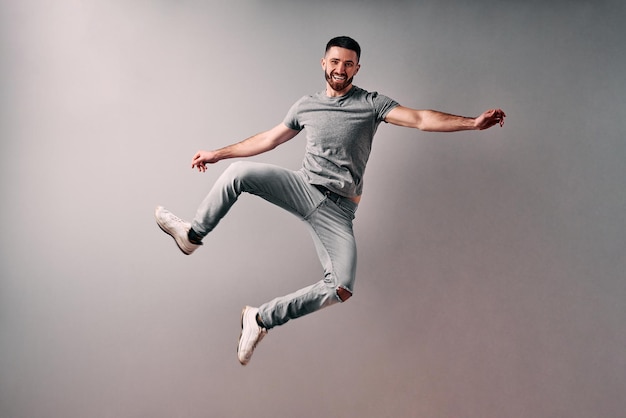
top-left (191, 123), bottom-right (300, 172)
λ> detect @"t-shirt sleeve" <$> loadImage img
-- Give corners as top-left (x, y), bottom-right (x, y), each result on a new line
top-left (372, 92), bottom-right (400, 122)
top-left (283, 98), bottom-right (304, 131)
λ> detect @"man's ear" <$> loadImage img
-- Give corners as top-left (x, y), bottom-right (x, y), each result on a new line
top-left (320, 57), bottom-right (326, 69)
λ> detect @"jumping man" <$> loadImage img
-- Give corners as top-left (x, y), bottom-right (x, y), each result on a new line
top-left (155, 36), bottom-right (506, 365)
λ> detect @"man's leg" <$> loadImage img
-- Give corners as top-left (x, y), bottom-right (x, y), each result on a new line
top-left (190, 161), bottom-right (321, 238)
top-left (240, 196), bottom-right (358, 365)
top-left (257, 195), bottom-right (358, 329)
top-left (156, 161), bottom-right (319, 255)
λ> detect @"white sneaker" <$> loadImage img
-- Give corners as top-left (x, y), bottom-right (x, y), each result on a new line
top-left (237, 306), bottom-right (267, 366)
top-left (154, 206), bottom-right (201, 255)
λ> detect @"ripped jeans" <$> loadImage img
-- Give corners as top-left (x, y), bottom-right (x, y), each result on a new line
top-left (191, 161), bottom-right (358, 329)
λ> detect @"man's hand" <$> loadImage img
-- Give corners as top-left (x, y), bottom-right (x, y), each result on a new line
top-left (191, 150), bottom-right (219, 172)
top-left (474, 108), bottom-right (506, 130)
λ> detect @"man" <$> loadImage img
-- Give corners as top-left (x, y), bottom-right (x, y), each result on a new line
top-left (155, 36), bottom-right (505, 366)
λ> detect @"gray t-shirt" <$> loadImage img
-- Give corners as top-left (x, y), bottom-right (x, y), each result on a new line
top-left (283, 86), bottom-right (399, 198)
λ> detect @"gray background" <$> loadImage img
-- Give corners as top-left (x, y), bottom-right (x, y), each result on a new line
top-left (1, 1), bottom-right (625, 417)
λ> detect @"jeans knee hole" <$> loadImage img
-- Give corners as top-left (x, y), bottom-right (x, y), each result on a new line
top-left (336, 286), bottom-right (352, 302)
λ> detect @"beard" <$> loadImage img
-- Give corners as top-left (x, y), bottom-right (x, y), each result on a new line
top-left (325, 70), bottom-right (354, 93)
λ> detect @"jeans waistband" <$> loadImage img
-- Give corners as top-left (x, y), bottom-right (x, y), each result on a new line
top-left (314, 184), bottom-right (347, 204)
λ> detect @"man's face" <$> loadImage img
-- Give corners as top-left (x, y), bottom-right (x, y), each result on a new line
top-left (321, 46), bottom-right (360, 94)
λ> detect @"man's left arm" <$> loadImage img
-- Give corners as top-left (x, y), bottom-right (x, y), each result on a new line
top-left (385, 106), bottom-right (506, 132)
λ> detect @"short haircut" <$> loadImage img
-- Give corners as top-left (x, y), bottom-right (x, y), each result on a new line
top-left (325, 36), bottom-right (361, 62)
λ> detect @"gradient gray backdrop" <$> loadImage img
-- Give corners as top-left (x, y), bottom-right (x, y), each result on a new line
top-left (1, 1), bottom-right (625, 417)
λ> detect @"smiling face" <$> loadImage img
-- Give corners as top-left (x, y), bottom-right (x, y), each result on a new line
top-left (321, 46), bottom-right (361, 96)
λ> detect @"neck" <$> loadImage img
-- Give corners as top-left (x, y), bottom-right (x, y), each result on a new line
top-left (325, 84), bottom-right (353, 97)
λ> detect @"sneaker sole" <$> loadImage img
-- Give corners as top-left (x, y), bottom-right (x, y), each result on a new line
top-left (156, 221), bottom-right (194, 255)
top-left (154, 207), bottom-right (197, 255)
top-left (237, 307), bottom-right (248, 365)
top-left (237, 306), bottom-right (267, 366)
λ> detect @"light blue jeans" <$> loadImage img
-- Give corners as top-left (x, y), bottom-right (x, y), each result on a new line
top-left (191, 161), bottom-right (358, 329)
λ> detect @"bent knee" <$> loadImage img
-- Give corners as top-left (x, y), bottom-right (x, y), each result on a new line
top-left (221, 161), bottom-right (257, 189)
top-left (224, 161), bottom-right (249, 177)
top-left (336, 286), bottom-right (353, 302)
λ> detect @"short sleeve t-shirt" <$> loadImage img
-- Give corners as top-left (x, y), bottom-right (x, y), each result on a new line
top-left (283, 86), bottom-right (399, 198)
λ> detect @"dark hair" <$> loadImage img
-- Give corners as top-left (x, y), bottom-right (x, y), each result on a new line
top-left (325, 36), bottom-right (361, 62)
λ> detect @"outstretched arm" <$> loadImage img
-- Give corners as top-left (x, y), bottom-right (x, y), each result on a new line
top-left (385, 106), bottom-right (506, 132)
top-left (191, 123), bottom-right (300, 172)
